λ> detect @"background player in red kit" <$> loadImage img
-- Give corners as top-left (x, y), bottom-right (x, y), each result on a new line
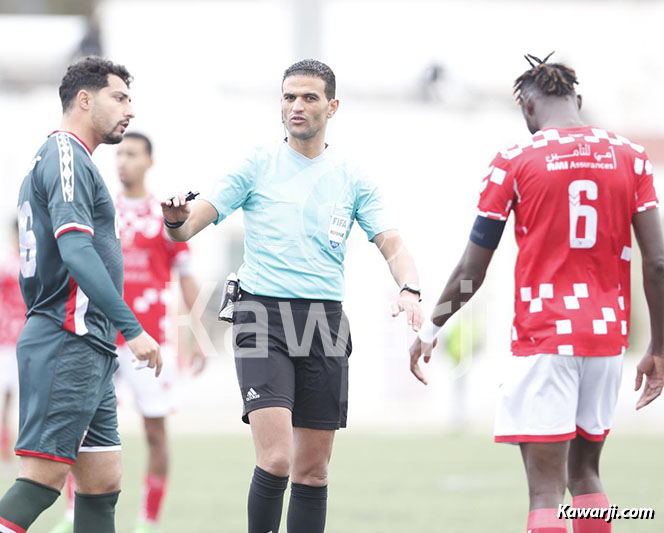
top-left (410, 54), bottom-right (664, 533)
top-left (0, 222), bottom-right (25, 467)
top-left (52, 132), bottom-right (204, 533)
top-left (115, 132), bottom-right (205, 532)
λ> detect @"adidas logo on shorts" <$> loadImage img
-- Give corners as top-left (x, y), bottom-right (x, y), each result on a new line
top-left (246, 388), bottom-right (260, 401)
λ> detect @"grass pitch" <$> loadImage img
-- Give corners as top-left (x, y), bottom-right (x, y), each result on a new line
top-left (1, 433), bottom-right (662, 532)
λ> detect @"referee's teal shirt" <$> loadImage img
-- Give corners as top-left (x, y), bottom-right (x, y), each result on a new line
top-left (204, 142), bottom-right (394, 301)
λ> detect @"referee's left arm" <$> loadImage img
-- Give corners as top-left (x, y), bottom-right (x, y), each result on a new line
top-left (373, 229), bottom-right (423, 332)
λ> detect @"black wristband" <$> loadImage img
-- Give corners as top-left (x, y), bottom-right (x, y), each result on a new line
top-left (164, 218), bottom-right (184, 229)
top-left (400, 286), bottom-right (422, 302)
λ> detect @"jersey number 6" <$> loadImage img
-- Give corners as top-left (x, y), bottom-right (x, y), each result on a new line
top-left (18, 200), bottom-right (37, 278)
top-left (568, 180), bottom-right (597, 249)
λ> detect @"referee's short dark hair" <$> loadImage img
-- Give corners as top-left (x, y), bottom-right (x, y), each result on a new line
top-left (283, 59), bottom-right (336, 100)
top-left (123, 132), bottom-right (153, 156)
top-left (59, 56), bottom-right (133, 113)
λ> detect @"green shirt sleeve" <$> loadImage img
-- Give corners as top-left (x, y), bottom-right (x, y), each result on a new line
top-left (57, 231), bottom-right (143, 340)
top-left (41, 133), bottom-right (97, 239)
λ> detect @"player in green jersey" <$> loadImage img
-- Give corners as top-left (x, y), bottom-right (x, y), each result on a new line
top-left (0, 57), bottom-right (161, 533)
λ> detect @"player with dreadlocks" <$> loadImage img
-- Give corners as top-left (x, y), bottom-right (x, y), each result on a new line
top-left (410, 53), bottom-right (664, 532)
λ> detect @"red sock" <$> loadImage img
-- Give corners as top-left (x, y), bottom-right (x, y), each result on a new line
top-left (65, 472), bottom-right (76, 520)
top-left (571, 493), bottom-right (611, 532)
top-left (527, 508), bottom-right (568, 532)
top-left (141, 475), bottom-right (167, 524)
top-left (0, 426), bottom-right (10, 461)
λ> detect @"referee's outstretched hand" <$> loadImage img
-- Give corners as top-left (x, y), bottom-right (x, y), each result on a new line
top-left (391, 291), bottom-right (423, 332)
top-left (635, 352), bottom-right (664, 410)
top-left (127, 331), bottom-right (163, 378)
top-left (409, 337), bottom-right (438, 386)
top-left (161, 191), bottom-right (193, 224)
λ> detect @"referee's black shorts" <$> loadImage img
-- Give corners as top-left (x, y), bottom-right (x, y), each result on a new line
top-left (233, 290), bottom-right (352, 430)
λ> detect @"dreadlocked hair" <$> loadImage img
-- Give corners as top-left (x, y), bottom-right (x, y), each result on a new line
top-left (513, 52), bottom-right (578, 103)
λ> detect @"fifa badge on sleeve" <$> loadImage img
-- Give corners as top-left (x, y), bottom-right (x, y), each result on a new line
top-left (218, 272), bottom-right (240, 322)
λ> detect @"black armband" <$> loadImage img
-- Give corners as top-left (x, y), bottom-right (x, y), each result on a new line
top-left (469, 215), bottom-right (506, 250)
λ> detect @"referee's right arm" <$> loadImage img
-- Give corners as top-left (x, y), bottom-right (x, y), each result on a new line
top-left (161, 194), bottom-right (218, 241)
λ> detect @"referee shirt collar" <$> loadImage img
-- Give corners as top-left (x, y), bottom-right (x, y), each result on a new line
top-left (283, 140), bottom-right (330, 164)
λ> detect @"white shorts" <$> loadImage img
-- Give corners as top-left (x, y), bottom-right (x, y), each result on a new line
top-left (494, 353), bottom-right (623, 444)
top-left (115, 344), bottom-right (179, 418)
top-left (0, 347), bottom-right (18, 395)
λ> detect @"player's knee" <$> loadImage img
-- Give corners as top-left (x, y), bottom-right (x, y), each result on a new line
top-left (528, 484), bottom-right (566, 502)
top-left (88, 473), bottom-right (122, 494)
top-left (145, 426), bottom-right (168, 452)
top-left (99, 474), bottom-right (122, 494)
top-left (567, 471), bottom-right (600, 492)
top-left (527, 469), bottom-right (566, 499)
top-left (568, 457), bottom-right (600, 484)
top-left (76, 462), bottom-right (122, 494)
top-left (18, 457), bottom-right (70, 491)
top-left (568, 462), bottom-right (599, 478)
top-left (258, 452), bottom-right (292, 477)
top-left (295, 466), bottom-right (328, 487)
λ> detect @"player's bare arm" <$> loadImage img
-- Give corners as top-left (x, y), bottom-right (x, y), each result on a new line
top-left (161, 194), bottom-right (217, 242)
top-left (632, 208), bottom-right (664, 409)
top-left (373, 229), bottom-right (423, 332)
top-left (409, 240), bottom-right (495, 385)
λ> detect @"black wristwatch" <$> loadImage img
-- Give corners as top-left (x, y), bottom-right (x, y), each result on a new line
top-left (164, 218), bottom-right (184, 229)
top-left (400, 283), bottom-right (421, 299)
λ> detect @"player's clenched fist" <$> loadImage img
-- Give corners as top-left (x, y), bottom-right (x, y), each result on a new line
top-left (127, 331), bottom-right (163, 377)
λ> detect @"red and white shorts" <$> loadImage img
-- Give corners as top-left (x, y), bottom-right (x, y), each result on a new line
top-left (115, 344), bottom-right (179, 418)
top-left (494, 353), bottom-right (623, 444)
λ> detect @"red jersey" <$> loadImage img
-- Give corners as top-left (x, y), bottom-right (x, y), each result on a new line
top-left (478, 126), bottom-right (658, 356)
top-left (115, 194), bottom-right (191, 345)
top-left (0, 249), bottom-right (26, 346)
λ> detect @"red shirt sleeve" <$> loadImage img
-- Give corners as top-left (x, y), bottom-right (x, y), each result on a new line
top-left (633, 152), bottom-right (658, 214)
top-left (477, 151), bottom-right (516, 221)
top-left (164, 229), bottom-right (192, 274)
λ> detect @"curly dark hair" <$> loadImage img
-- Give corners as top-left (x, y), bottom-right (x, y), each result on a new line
top-left (513, 52), bottom-right (578, 104)
top-left (283, 59), bottom-right (336, 100)
top-left (59, 56), bottom-right (133, 113)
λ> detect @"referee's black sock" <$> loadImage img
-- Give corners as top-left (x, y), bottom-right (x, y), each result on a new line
top-left (248, 465), bottom-right (289, 533)
top-left (286, 482), bottom-right (328, 533)
top-left (74, 491), bottom-right (120, 533)
top-left (0, 478), bottom-right (60, 530)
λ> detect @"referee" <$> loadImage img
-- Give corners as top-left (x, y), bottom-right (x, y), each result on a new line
top-left (162, 59), bottom-right (422, 533)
